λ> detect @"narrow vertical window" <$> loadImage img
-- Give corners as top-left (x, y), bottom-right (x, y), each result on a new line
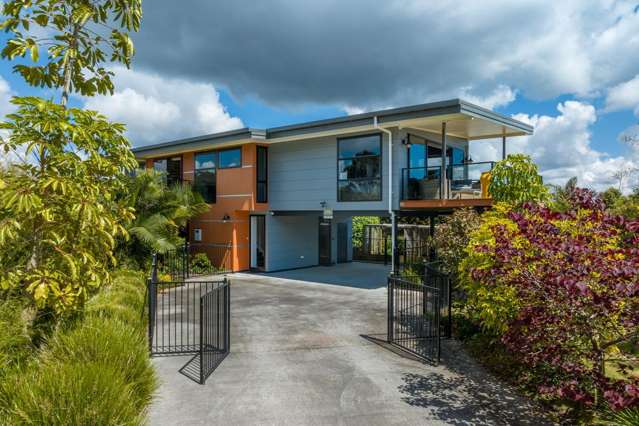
top-left (256, 146), bottom-right (268, 203)
top-left (194, 152), bottom-right (217, 203)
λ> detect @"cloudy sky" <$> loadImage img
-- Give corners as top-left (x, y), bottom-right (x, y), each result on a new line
top-left (1, 0), bottom-right (639, 191)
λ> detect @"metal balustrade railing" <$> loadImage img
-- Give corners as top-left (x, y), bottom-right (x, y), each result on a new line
top-left (156, 242), bottom-right (232, 281)
top-left (401, 161), bottom-right (495, 200)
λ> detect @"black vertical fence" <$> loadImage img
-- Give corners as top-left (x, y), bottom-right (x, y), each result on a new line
top-left (148, 254), bottom-right (230, 384)
top-left (156, 242), bottom-right (232, 281)
top-left (200, 284), bottom-right (230, 384)
top-left (424, 262), bottom-right (452, 339)
top-left (387, 275), bottom-right (441, 363)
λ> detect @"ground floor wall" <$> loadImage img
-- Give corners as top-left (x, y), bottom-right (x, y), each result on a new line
top-left (190, 211), bottom-right (359, 273)
top-left (264, 213), bottom-right (353, 272)
top-left (189, 211), bottom-right (250, 272)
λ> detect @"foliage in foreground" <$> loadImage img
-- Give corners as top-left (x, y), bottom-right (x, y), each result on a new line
top-left (0, 0), bottom-right (142, 318)
top-left (461, 189), bottom-right (639, 411)
top-left (488, 154), bottom-right (549, 205)
top-left (118, 169), bottom-right (209, 268)
top-left (0, 270), bottom-right (156, 425)
top-left (0, 98), bottom-right (136, 315)
top-left (431, 208), bottom-right (481, 275)
top-left (0, 297), bottom-right (33, 375)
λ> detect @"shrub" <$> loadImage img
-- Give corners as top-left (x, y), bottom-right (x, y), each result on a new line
top-left (190, 252), bottom-right (212, 273)
top-left (605, 407), bottom-right (639, 426)
top-left (464, 188), bottom-right (639, 410)
top-left (85, 270), bottom-right (147, 329)
top-left (488, 154), bottom-right (549, 205)
top-left (45, 316), bottom-right (156, 412)
top-left (432, 208), bottom-right (481, 275)
top-left (0, 298), bottom-right (33, 375)
top-left (458, 203), bottom-right (521, 334)
top-left (0, 360), bottom-right (143, 426)
top-left (0, 270), bottom-right (156, 424)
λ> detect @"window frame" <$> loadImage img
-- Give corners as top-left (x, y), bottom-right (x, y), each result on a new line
top-left (194, 151), bottom-right (218, 204)
top-left (336, 133), bottom-right (383, 202)
top-left (218, 147), bottom-right (242, 169)
top-left (256, 145), bottom-right (268, 204)
top-left (152, 155), bottom-right (183, 186)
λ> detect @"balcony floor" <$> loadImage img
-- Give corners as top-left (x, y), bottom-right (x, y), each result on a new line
top-left (400, 198), bottom-right (493, 212)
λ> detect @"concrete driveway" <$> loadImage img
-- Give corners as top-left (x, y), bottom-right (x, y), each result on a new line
top-left (150, 265), bottom-right (548, 425)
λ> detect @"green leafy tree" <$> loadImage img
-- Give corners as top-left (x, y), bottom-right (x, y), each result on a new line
top-left (1, 0), bottom-right (141, 106)
top-left (431, 208), bottom-right (481, 275)
top-left (0, 0), bottom-right (142, 316)
top-left (352, 216), bottom-right (380, 248)
top-left (549, 176), bottom-right (578, 211)
top-left (488, 154), bottom-right (549, 205)
top-left (119, 170), bottom-right (208, 267)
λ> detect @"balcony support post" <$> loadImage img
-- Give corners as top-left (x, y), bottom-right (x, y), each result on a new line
top-left (440, 122), bottom-right (447, 200)
top-left (391, 211), bottom-right (398, 274)
top-left (502, 128), bottom-right (507, 160)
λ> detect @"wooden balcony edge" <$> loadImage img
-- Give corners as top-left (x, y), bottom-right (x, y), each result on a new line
top-left (400, 198), bottom-right (493, 210)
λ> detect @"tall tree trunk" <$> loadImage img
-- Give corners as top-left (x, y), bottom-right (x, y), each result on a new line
top-left (60, 24), bottom-right (80, 107)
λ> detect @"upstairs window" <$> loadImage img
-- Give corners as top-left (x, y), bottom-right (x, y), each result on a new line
top-left (194, 152), bottom-right (217, 203)
top-left (256, 146), bottom-right (268, 203)
top-left (337, 134), bottom-right (382, 202)
top-left (219, 148), bottom-right (241, 168)
top-left (154, 157), bottom-right (182, 186)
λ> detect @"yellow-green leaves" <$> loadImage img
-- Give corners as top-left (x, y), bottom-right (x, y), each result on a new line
top-left (0, 97), bottom-right (136, 315)
top-left (489, 154), bottom-right (549, 205)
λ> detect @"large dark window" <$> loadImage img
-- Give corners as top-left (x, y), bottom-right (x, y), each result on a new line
top-left (256, 146), bottom-right (268, 203)
top-left (337, 134), bottom-right (382, 202)
top-left (219, 148), bottom-right (241, 168)
top-left (194, 152), bottom-right (217, 203)
top-left (154, 157), bottom-right (182, 186)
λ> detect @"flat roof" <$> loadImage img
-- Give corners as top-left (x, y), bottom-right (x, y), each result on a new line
top-left (132, 98), bottom-right (533, 158)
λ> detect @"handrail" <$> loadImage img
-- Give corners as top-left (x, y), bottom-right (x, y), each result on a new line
top-left (401, 161), bottom-right (496, 174)
top-left (401, 161), bottom-right (495, 201)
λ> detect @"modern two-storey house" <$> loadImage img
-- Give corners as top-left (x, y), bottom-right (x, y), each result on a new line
top-left (133, 99), bottom-right (533, 272)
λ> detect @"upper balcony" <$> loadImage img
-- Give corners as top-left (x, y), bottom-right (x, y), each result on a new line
top-left (400, 161), bottom-right (496, 210)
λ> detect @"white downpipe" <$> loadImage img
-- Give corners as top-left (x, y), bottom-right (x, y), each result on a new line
top-left (374, 116), bottom-right (396, 272)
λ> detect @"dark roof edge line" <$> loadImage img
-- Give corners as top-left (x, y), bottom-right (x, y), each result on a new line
top-left (132, 98), bottom-right (532, 154)
top-left (131, 127), bottom-right (256, 153)
top-left (459, 101), bottom-right (533, 133)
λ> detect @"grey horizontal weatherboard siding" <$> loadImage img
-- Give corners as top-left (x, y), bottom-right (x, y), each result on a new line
top-left (269, 128), bottom-right (468, 212)
top-left (265, 215), bottom-right (318, 271)
top-left (268, 131), bottom-right (393, 212)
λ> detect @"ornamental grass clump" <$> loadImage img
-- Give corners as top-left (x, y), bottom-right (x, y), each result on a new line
top-left (0, 360), bottom-right (143, 426)
top-left (0, 298), bottom-right (33, 375)
top-left (0, 271), bottom-right (156, 424)
top-left (45, 316), bottom-right (156, 412)
top-left (462, 188), bottom-right (639, 412)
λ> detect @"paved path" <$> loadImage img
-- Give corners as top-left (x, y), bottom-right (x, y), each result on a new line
top-left (149, 269), bottom-right (549, 425)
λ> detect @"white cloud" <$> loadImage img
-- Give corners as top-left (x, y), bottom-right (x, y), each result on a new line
top-left (0, 76), bottom-right (21, 167)
top-left (458, 85), bottom-right (517, 110)
top-left (471, 101), bottom-right (639, 192)
top-left (135, 0), bottom-right (639, 114)
top-left (604, 75), bottom-right (639, 115)
top-left (343, 85), bottom-right (516, 116)
top-left (84, 67), bottom-right (243, 146)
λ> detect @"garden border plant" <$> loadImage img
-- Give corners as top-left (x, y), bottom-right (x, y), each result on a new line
top-left (0, 270), bottom-right (157, 425)
top-left (459, 188), bottom-right (639, 420)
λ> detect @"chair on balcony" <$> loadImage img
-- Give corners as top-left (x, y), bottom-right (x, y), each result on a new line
top-left (418, 179), bottom-right (440, 199)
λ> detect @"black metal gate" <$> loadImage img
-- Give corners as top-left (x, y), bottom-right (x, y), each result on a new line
top-left (156, 242), bottom-right (233, 281)
top-left (148, 255), bottom-right (230, 384)
top-left (387, 275), bottom-right (441, 363)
